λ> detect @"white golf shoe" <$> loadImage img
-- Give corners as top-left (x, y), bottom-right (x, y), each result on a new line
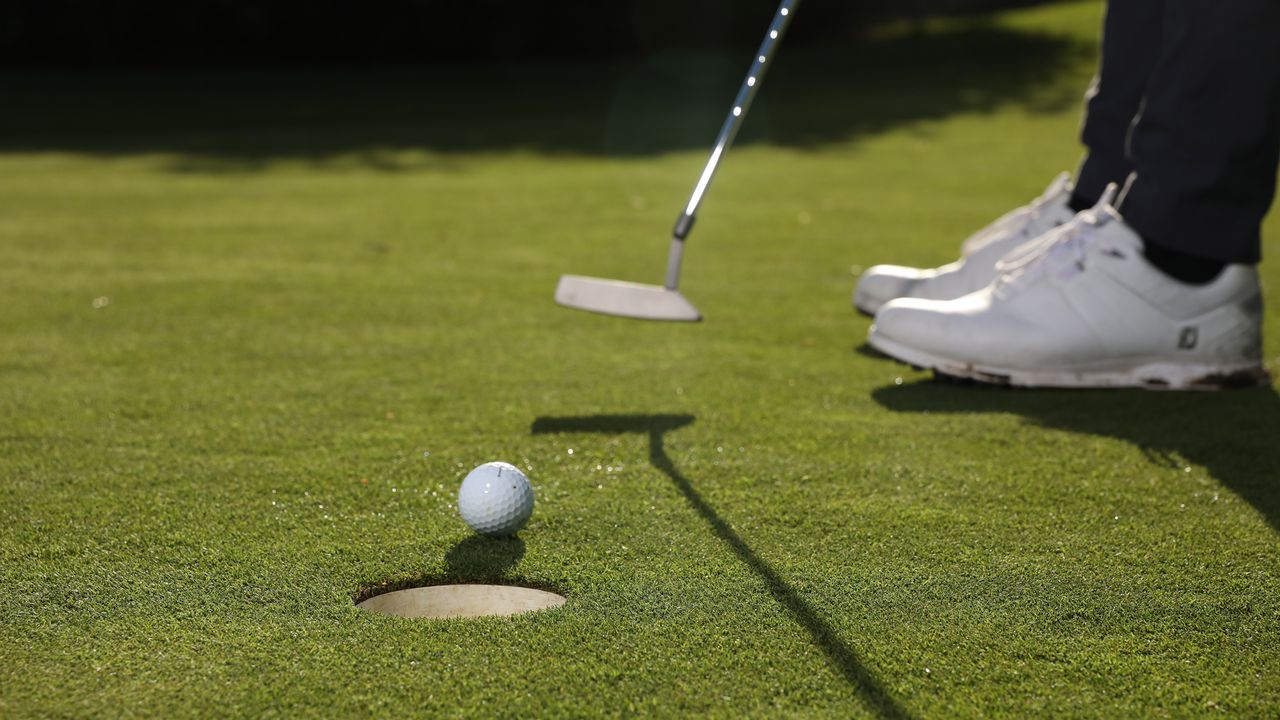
top-left (853, 173), bottom-right (1078, 315)
top-left (868, 186), bottom-right (1269, 390)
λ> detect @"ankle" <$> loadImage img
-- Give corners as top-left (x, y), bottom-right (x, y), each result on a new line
top-left (1068, 191), bottom-right (1095, 214)
top-left (1142, 242), bottom-right (1226, 285)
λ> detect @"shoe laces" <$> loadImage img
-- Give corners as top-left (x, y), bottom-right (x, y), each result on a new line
top-left (994, 183), bottom-right (1119, 290)
top-left (961, 172), bottom-right (1072, 256)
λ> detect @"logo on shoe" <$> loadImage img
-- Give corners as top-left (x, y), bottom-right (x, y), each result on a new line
top-left (1178, 327), bottom-right (1198, 350)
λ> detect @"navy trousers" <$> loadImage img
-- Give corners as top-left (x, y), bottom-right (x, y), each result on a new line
top-left (1075, 0), bottom-right (1280, 264)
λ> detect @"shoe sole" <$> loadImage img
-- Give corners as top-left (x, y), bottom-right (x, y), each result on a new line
top-left (868, 330), bottom-right (1270, 390)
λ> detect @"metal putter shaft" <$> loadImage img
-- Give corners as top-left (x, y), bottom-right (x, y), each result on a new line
top-left (555, 0), bottom-right (801, 321)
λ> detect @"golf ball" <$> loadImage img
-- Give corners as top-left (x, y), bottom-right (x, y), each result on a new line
top-left (457, 461), bottom-right (534, 536)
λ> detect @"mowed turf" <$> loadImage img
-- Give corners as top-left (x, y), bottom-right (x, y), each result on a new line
top-left (2, 2), bottom-right (1278, 717)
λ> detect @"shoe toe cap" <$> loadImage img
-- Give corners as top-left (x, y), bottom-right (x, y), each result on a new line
top-left (870, 294), bottom-right (994, 361)
top-left (853, 265), bottom-right (927, 315)
top-left (872, 297), bottom-right (954, 346)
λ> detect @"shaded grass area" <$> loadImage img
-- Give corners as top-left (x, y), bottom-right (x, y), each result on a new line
top-left (871, 379), bottom-right (1280, 533)
top-left (2, 1), bottom-right (1279, 717)
top-left (0, 14), bottom-right (1093, 170)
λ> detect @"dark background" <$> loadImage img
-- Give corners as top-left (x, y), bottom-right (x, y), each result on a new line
top-left (1, 0), bottom-right (1054, 66)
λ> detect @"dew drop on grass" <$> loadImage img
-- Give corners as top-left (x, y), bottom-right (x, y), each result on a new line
top-left (567, 448), bottom-right (574, 455)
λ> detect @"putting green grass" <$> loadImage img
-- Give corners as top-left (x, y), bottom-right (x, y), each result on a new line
top-left (3, 1), bottom-right (1278, 716)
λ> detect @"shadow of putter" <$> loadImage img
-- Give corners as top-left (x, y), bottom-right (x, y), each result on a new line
top-left (531, 414), bottom-right (912, 720)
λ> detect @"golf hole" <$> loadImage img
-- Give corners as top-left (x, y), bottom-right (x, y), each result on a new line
top-left (356, 584), bottom-right (566, 620)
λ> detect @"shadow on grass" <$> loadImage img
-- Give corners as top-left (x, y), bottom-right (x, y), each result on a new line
top-left (445, 535), bottom-right (527, 582)
top-left (0, 18), bottom-right (1091, 172)
top-left (352, 536), bottom-right (535, 604)
top-left (871, 380), bottom-right (1280, 532)
top-left (531, 413), bottom-right (913, 720)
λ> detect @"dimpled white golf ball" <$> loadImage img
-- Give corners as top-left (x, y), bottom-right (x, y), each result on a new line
top-left (457, 461), bottom-right (534, 536)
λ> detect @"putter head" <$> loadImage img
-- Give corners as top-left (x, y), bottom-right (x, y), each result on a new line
top-left (555, 275), bottom-right (701, 322)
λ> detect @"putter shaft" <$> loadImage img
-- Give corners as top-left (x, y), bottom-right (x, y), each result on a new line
top-left (663, 0), bottom-right (801, 289)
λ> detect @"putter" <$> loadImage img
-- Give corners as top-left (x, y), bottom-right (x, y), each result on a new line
top-left (556, 0), bottom-right (801, 321)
